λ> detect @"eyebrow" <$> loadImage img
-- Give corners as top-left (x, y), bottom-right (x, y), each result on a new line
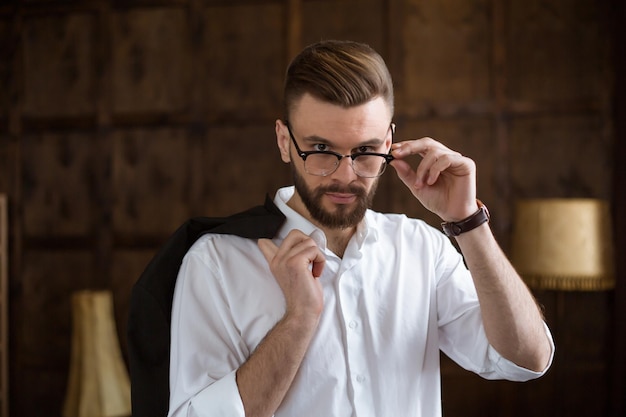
top-left (300, 134), bottom-right (387, 149)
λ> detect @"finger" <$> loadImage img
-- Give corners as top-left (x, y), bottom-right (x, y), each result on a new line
top-left (389, 158), bottom-right (418, 188)
top-left (257, 238), bottom-right (279, 263)
top-left (392, 137), bottom-right (445, 159)
top-left (309, 250), bottom-right (326, 278)
top-left (414, 152), bottom-right (441, 187)
top-left (392, 138), bottom-right (449, 187)
top-left (264, 232), bottom-right (326, 278)
top-left (392, 149), bottom-right (441, 189)
top-left (421, 153), bottom-right (452, 186)
top-left (288, 237), bottom-right (326, 277)
top-left (426, 152), bottom-right (471, 185)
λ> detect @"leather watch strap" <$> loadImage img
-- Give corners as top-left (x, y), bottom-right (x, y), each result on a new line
top-left (441, 200), bottom-right (490, 237)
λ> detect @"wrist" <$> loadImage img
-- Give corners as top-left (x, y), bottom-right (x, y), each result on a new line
top-left (283, 306), bottom-right (322, 328)
top-left (441, 200), bottom-right (490, 237)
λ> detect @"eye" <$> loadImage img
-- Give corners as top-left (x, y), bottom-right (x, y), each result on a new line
top-left (355, 146), bottom-right (374, 153)
top-left (313, 143), bottom-right (330, 152)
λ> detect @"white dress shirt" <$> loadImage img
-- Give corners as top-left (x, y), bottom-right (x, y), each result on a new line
top-left (168, 186), bottom-right (554, 417)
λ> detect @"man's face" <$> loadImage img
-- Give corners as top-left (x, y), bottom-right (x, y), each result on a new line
top-left (276, 94), bottom-right (393, 230)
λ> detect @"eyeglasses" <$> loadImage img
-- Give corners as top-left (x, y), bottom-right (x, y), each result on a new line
top-left (286, 123), bottom-right (395, 178)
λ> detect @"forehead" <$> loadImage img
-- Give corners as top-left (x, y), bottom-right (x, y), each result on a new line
top-left (289, 93), bottom-right (392, 140)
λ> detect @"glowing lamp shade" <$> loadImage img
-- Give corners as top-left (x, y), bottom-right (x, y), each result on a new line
top-left (511, 199), bottom-right (615, 291)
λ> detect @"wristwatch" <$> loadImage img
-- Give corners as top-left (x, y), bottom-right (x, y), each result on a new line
top-left (441, 200), bottom-right (490, 237)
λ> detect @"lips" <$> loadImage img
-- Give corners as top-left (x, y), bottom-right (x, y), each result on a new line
top-left (326, 192), bottom-right (357, 204)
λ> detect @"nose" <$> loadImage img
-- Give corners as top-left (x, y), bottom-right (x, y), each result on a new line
top-left (331, 155), bottom-right (358, 181)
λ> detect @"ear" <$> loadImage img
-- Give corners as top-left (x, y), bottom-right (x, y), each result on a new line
top-left (275, 119), bottom-right (291, 163)
top-left (385, 122), bottom-right (395, 151)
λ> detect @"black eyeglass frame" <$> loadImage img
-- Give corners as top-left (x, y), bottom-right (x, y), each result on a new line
top-left (285, 122), bottom-right (396, 178)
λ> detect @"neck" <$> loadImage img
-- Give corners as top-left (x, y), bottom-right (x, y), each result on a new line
top-left (325, 230), bottom-right (354, 258)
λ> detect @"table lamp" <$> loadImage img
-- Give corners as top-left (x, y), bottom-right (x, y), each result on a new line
top-left (511, 198), bottom-right (615, 291)
top-left (63, 290), bottom-right (131, 417)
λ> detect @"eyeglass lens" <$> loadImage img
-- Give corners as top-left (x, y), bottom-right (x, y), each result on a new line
top-left (304, 153), bottom-right (388, 178)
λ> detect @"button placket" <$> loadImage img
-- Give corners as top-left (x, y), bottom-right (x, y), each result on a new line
top-left (337, 260), bottom-right (375, 416)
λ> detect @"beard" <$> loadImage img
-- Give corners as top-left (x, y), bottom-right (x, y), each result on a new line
top-left (292, 167), bottom-right (378, 230)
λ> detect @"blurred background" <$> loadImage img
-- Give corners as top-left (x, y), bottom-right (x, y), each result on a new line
top-left (0, 0), bottom-right (624, 416)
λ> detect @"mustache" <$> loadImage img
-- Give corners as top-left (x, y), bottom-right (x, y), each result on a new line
top-left (317, 183), bottom-right (367, 197)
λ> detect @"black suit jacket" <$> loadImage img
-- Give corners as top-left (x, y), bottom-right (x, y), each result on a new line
top-left (127, 196), bottom-right (285, 417)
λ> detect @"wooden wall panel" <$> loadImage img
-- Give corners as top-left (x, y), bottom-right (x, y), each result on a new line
top-left (112, 127), bottom-right (191, 236)
top-left (22, 13), bottom-right (96, 118)
top-left (301, 0), bottom-right (386, 52)
top-left (401, 0), bottom-right (492, 116)
top-left (203, 3), bottom-right (285, 122)
top-left (21, 133), bottom-right (97, 237)
top-left (19, 250), bottom-right (93, 380)
top-left (507, 0), bottom-right (612, 103)
top-left (19, 368), bottom-right (67, 417)
top-left (0, 137), bottom-right (8, 196)
top-left (202, 124), bottom-right (291, 216)
top-left (0, 19), bottom-right (11, 117)
top-left (509, 115), bottom-right (613, 199)
top-left (439, 370), bottom-right (501, 417)
top-left (524, 291), bottom-right (612, 417)
top-left (111, 7), bottom-right (191, 115)
top-left (610, 1), bottom-right (626, 415)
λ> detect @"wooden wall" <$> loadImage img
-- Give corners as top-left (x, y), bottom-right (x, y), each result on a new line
top-left (0, 0), bottom-right (624, 416)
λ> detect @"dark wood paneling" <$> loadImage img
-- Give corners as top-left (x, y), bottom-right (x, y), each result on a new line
top-left (0, 137), bottom-right (9, 197)
top-left (22, 13), bottom-right (97, 118)
top-left (610, 0), bottom-right (626, 414)
top-left (0, 19), bottom-right (11, 118)
top-left (203, 3), bottom-right (285, 122)
top-left (111, 7), bottom-right (191, 115)
top-left (21, 132), bottom-right (99, 237)
top-left (507, 0), bottom-right (612, 104)
top-left (20, 250), bottom-right (94, 365)
top-left (509, 114), bottom-right (613, 199)
top-left (301, 0), bottom-right (386, 53)
top-left (400, 0), bottom-right (492, 117)
top-left (112, 127), bottom-right (192, 236)
top-left (202, 124), bottom-right (291, 216)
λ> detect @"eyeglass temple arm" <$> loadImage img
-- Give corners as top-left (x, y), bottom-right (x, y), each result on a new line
top-left (385, 122), bottom-right (396, 162)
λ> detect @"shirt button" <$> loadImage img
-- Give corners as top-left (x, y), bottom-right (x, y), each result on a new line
top-left (348, 320), bottom-right (358, 329)
top-left (356, 375), bottom-right (365, 383)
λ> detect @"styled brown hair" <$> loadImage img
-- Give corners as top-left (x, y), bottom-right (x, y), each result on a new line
top-left (283, 40), bottom-right (394, 120)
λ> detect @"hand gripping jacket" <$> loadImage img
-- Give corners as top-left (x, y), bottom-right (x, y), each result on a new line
top-left (127, 196), bottom-right (286, 417)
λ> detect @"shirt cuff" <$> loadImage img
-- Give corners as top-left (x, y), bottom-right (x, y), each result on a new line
top-left (488, 322), bottom-right (555, 382)
top-left (190, 370), bottom-right (246, 417)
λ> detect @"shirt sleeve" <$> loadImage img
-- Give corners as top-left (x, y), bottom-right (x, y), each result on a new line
top-left (434, 232), bottom-right (554, 381)
top-left (167, 238), bottom-right (247, 417)
top-left (484, 322), bottom-right (555, 381)
top-left (185, 370), bottom-right (245, 417)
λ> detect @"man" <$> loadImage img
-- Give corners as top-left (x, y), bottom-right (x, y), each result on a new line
top-left (167, 40), bottom-right (553, 417)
